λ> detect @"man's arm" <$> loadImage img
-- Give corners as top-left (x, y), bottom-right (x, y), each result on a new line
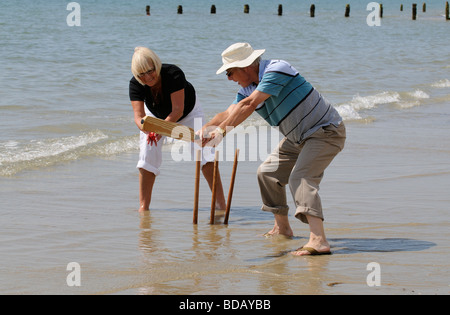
top-left (219, 90), bottom-right (270, 130)
top-left (201, 90), bottom-right (271, 146)
top-left (203, 107), bottom-right (233, 130)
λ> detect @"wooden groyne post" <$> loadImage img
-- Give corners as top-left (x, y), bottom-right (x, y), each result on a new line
top-left (310, 4), bottom-right (315, 17)
top-left (146, 5), bottom-right (150, 16)
top-left (423, 3), bottom-right (426, 13)
top-left (177, 5), bottom-right (183, 14)
top-left (345, 4), bottom-right (350, 17)
top-left (446, 2), bottom-right (450, 20)
top-left (211, 5), bottom-right (216, 14)
top-left (244, 4), bottom-right (250, 14)
top-left (380, 4), bottom-right (383, 18)
top-left (278, 4), bottom-right (283, 16)
top-left (412, 3), bottom-right (417, 20)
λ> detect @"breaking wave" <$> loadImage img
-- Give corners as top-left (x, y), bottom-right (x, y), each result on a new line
top-left (335, 87), bottom-right (435, 122)
top-left (0, 131), bottom-right (139, 176)
top-left (335, 91), bottom-right (401, 121)
top-left (431, 79), bottom-right (450, 88)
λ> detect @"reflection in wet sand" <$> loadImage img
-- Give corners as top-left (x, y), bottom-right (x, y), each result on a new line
top-left (132, 207), bottom-right (440, 295)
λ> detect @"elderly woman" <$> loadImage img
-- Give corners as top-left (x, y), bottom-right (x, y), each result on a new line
top-left (129, 47), bottom-right (226, 212)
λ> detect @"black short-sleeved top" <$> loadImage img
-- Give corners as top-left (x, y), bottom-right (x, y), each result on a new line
top-left (129, 64), bottom-right (196, 121)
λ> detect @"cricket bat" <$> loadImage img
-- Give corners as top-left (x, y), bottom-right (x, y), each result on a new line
top-left (140, 116), bottom-right (197, 142)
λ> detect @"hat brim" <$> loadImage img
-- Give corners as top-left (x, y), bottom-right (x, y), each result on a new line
top-left (216, 49), bottom-right (266, 75)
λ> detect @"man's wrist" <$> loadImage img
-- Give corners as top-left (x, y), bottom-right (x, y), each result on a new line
top-left (215, 126), bottom-right (226, 137)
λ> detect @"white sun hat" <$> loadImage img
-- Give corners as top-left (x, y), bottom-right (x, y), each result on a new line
top-left (216, 43), bottom-right (266, 75)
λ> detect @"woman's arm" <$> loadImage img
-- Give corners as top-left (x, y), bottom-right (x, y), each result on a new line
top-left (166, 89), bottom-right (185, 123)
top-left (131, 100), bottom-right (147, 132)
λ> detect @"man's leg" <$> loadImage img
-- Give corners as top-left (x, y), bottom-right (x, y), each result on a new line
top-left (291, 215), bottom-right (330, 255)
top-left (257, 138), bottom-right (300, 237)
top-left (290, 124), bottom-right (346, 255)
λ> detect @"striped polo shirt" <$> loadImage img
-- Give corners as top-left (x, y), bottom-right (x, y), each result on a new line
top-left (234, 60), bottom-right (342, 143)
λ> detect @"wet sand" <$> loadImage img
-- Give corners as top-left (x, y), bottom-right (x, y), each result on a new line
top-left (1, 120), bottom-right (449, 295)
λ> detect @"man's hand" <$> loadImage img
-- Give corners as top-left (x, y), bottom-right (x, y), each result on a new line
top-left (196, 126), bottom-right (225, 148)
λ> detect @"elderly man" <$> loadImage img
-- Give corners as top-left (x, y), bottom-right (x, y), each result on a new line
top-left (200, 43), bottom-right (346, 256)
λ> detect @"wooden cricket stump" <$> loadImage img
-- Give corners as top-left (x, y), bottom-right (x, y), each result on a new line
top-left (210, 151), bottom-right (220, 225)
top-left (224, 149), bottom-right (239, 225)
top-left (193, 149), bottom-right (239, 225)
top-left (193, 150), bottom-right (201, 225)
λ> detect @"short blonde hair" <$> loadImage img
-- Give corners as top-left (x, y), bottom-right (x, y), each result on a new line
top-left (131, 47), bottom-right (162, 85)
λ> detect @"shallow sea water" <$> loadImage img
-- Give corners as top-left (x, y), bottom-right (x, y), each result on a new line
top-left (1, 0), bottom-right (449, 295)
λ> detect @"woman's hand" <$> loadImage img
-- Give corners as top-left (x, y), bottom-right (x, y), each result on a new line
top-left (147, 132), bottom-right (162, 146)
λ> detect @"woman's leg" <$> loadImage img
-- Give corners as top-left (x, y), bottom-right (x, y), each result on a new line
top-left (139, 168), bottom-right (156, 212)
top-left (179, 102), bottom-right (227, 210)
top-left (201, 162), bottom-right (227, 210)
top-left (136, 125), bottom-right (163, 211)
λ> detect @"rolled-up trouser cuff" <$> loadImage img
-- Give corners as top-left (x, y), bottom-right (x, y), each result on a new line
top-left (137, 162), bottom-right (161, 177)
top-left (261, 204), bottom-right (289, 216)
top-left (295, 206), bottom-right (324, 224)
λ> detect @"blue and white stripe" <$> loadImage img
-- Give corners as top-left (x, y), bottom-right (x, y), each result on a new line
top-left (234, 60), bottom-right (342, 143)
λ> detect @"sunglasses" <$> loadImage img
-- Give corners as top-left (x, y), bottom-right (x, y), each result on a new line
top-left (138, 68), bottom-right (155, 78)
top-left (226, 69), bottom-right (235, 77)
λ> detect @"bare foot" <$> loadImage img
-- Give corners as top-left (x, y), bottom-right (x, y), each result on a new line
top-left (214, 209), bottom-right (226, 221)
top-left (139, 205), bottom-right (149, 212)
top-left (264, 216), bottom-right (294, 238)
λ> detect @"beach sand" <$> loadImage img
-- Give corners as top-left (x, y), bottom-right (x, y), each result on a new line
top-left (1, 0), bottom-right (449, 296)
top-left (1, 120), bottom-right (449, 295)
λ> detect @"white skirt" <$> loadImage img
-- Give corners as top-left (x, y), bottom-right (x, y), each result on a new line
top-left (136, 102), bottom-right (215, 176)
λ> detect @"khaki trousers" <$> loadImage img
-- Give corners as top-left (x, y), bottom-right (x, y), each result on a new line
top-left (257, 123), bottom-right (346, 224)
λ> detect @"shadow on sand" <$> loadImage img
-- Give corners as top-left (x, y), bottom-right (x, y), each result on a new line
top-left (329, 238), bottom-right (436, 254)
top-left (264, 238), bottom-right (436, 259)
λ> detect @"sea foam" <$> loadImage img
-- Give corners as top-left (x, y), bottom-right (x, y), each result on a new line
top-left (0, 131), bottom-right (138, 176)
